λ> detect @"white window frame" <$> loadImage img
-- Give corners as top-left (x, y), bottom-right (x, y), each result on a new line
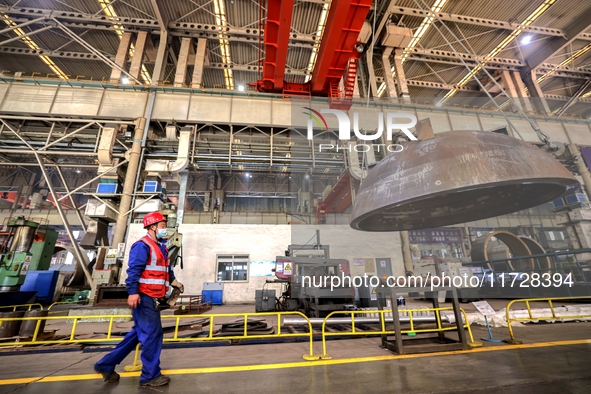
top-left (216, 254), bottom-right (249, 282)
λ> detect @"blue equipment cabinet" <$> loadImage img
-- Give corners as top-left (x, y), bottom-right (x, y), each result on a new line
top-left (20, 271), bottom-right (60, 302)
top-left (202, 282), bottom-right (224, 305)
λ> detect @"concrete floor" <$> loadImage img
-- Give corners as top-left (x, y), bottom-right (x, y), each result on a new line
top-left (0, 304), bottom-right (590, 393)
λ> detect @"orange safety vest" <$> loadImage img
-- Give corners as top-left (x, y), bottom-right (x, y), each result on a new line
top-left (137, 235), bottom-right (170, 298)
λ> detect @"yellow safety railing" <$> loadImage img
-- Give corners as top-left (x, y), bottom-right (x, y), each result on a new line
top-left (320, 307), bottom-right (481, 359)
top-left (505, 296), bottom-right (591, 344)
top-left (0, 303), bottom-right (43, 312)
top-left (0, 311), bottom-right (319, 360)
top-left (0, 314), bottom-right (129, 345)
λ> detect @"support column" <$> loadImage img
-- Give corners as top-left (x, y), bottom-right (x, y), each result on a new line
top-left (110, 32), bottom-right (133, 83)
top-left (511, 71), bottom-right (535, 114)
top-left (151, 30), bottom-right (169, 86)
top-left (382, 48), bottom-right (397, 100)
top-left (500, 70), bottom-right (521, 112)
top-left (177, 170), bottom-right (188, 224)
top-left (393, 49), bottom-right (411, 103)
top-left (10, 185), bottom-right (23, 212)
top-left (191, 38), bottom-right (208, 88)
top-left (174, 38), bottom-right (193, 87)
top-left (353, 77), bottom-right (360, 98)
top-left (399, 231), bottom-right (414, 275)
top-left (54, 166), bottom-right (87, 232)
top-left (112, 123), bottom-right (144, 251)
top-left (129, 31), bottom-right (148, 83)
top-left (520, 70), bottom-right (551, 115)
top-left (365, 51), bottom-right (379, 98)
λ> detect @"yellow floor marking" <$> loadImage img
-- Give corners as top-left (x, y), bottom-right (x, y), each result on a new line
top-left (1, 338), bottom-right (590, 385)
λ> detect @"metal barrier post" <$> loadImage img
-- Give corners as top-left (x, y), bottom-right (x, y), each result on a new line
top-left (321, 308), bottom-right (482, 359)
top-left (0, 311), bottom-right (320, 361)
top-left (505, 296), bottom-right (591, 344)
top-left (124, 343), bottom-right (143, 372)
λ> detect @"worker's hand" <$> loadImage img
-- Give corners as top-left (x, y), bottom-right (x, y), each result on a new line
top-left (128, 294), bottom-right (140, 309)
top-left (171, 279), bottom-right (184, 293)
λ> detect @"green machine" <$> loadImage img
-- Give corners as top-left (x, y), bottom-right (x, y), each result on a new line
top-left (0, 216), bottom-right (58, 292)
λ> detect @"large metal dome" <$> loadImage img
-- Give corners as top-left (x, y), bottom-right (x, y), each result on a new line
top-left (350, 130), bottom-right (579, 231)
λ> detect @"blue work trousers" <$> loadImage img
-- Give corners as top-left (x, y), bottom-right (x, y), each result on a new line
top-left (95, 293), bottom-right (164, 384)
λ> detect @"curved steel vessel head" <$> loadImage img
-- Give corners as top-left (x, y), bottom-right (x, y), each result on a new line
top-left (350, 130), bottom-right (579, 231)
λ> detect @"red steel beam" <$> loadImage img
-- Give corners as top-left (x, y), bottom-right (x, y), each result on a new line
top-left (310, 0), bottom-right (372, 94)
top-left (259, 0), bottom-right (295, 91)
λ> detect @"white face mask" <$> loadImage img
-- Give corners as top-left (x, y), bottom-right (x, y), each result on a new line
top-left (156, 229), bottom-right (168, 239)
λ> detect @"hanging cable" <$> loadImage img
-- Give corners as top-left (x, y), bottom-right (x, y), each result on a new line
top-left (412, 0), bottom-right (555, 149)
top-left (358, 0), bottom-right (380, 185)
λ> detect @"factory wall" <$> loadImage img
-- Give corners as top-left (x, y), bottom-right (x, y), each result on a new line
top-left (121, 224), bottom-right (404, 303)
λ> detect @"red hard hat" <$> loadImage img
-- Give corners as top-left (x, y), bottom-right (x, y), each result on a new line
top-left (143, 212), bottom-right (167, 228)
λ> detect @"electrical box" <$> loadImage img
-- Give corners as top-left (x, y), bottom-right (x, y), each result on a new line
top-left (89, 270), bottom-right (114, 303)
top-left (143, 181), bottom-right (163, 193)
top-left (104, 249), bottom-right (119, 266)
top-left (202, 282), bottom-right (223, 305)
top-left (552, 198), bottom-right (565, 209)
top-left (133, 198), bottom-right (164, 213)
top-left (85, 199), bottom-right (119, 222)
top-left (565, 193), bottom-right (588, 205)
top-left (381, 24), bottom-right (413, 48)
top-left (255, 289), bottom-right (276, 312)
top-left (96, 183), bottom-right (121, 194)
top-left (358, 20), bottom-right (372, 44)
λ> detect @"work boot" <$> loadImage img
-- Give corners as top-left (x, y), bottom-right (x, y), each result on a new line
top-left (94, 368), bottom-right (120, 383)
top-left (140, 375), bottom-right (170, 387)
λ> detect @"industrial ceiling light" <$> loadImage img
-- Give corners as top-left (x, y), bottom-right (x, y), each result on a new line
top-left (350, 130), bottom-right (578, 231)
top-left (238, 85), bottom-right (245, 91)
top-left (305, 1), bottom-right (330, 82)
top-left (439, 0), bottom-right (557, 102)
top-left (121, 77), bottom-right (129, 84)
top-left (520, 35), bottom-right (532, 45)
top-left (1, 16), bottom-right (68, 79)
top-left (213, 0), bottom-right (234, 89)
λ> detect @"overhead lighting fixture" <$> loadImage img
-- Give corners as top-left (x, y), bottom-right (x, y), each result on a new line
top-left (121, 77), bottom-right (129, 84)
top-left (213, 0), bottom-right (234, 89)
top-left (245, 172), bottom-right (250, 177)
top-left (440, 0), bottom-right (557, 102)
top-left (521, 35), bottom-right (532, 45)
top-left (76, 170), bottom-right (81, 174)
top-left (305, 1), bottom-right (331, 82)
top-left (1, 15), bottom-right (68, 79)
top-left (238, 85), bottom-right (245, 91)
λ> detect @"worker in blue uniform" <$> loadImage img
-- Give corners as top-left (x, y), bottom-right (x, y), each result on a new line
top-left (94, 212), bottom-right (184, 387)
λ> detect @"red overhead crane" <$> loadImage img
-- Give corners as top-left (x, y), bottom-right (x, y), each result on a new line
top-left (256, 0), bottom-right (372, 110)
top-left (257, 0), bottom-right (295, 92)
